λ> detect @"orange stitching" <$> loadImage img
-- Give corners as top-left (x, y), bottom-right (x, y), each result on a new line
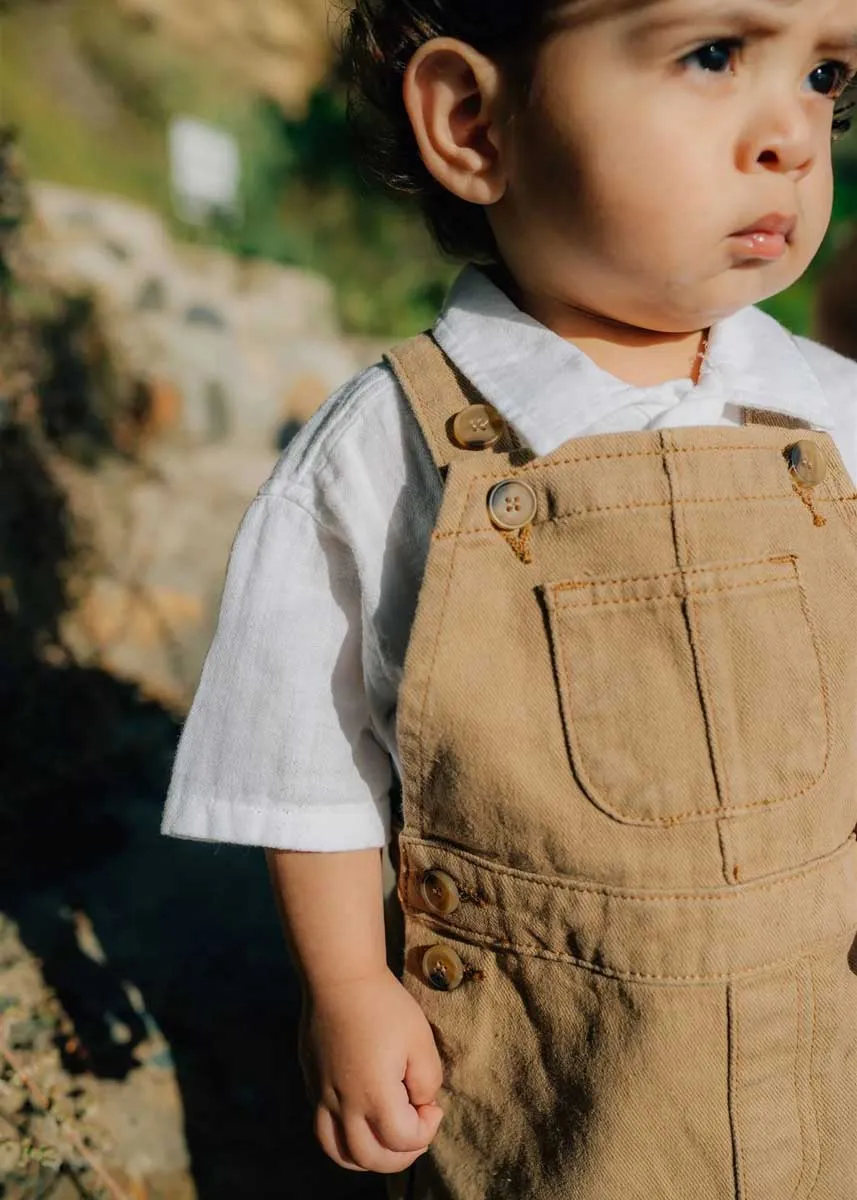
top-left (400, 917), bottom-right (853, 984)
top-left (547, 556), bottom-right (829, 824)
top-left (793, 964), bottom-right (807, 1197)
top-left (399, 835), bottom-right (857, 903)
top-left (500, 524), bottom-right (534, 565)
top-left (790, 561), bottom-right (832, 789)
top-left (828, 496), bottom-right (857, 550)
top-left (415, 528), bottom-right (462, 836)
top-left (719, 821), bottom-right (738, 887)
top-left (661, 435), bottom-right (735, 863)
top-left (551, 557), bottom-right (789, 591)
top-left (431, 492), bottom-right (841, 540)
top-left (554, 575), bottom-right (805, 610)
top-left (522, 779), bottom-right (822, 828)
top-left (469, 441), bottom-right (828, 479)
top-left (792, 481), bottom-right (827, 527)
top-left (805, 960), bottom-right (821, 1197)
top-left (687, 583), bottom-right (731, 812)
top-left (424, 424), bottom-right (846, 478)
top-left (728, 983), bottom-right (746, 1198)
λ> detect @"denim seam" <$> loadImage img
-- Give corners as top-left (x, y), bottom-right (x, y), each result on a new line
top-left (554, 575), bottom-right (806, 609)
top-left (552, 556), bottom-right (792, 591)
top-left (804, 959), bottom-right (821, 1198)
top-left (414, 524), bottom-right (465, 842)
top-left (433, 493), bottom-right (841, 541)
top-left (402, 916), bottom-right (853, 985)
top-left (399, 835), bottom-right (857, 902)
top-left (728, 982), bottom-right (745, 1200)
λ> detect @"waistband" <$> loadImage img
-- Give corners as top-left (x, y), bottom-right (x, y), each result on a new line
top-left (398, 834), bottom-right (857, 984)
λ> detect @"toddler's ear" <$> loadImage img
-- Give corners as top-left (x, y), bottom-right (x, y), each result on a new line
top-left (403, 37), bottom-right (508, 206)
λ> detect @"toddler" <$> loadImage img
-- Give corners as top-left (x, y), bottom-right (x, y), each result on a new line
top-left (163, 0), bottom-right (857, 1195)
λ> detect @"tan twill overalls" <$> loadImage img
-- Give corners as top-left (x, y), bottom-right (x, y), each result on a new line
top-left (382, 333), bottom-right (857, 1200)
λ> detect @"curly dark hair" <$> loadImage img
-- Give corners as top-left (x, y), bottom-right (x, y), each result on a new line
top-left (340, 0), bottom-right (555, 262)
top-left (341, 2), bottom-right (857, 263)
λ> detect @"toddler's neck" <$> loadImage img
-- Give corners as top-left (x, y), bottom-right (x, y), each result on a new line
top-left (558, 324), bottom-right (710, 389)
top-left (492, 267), bottom-right (710, 388)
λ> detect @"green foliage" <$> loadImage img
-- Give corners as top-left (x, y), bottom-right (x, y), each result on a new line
top-left (0, 3), bottom-right (171, 210)
top-left (0, 0), bottom-right (451, 336)
top-left (204, 93), bottom-right (456, 335)
top-left (6, 0), bottom-right (857, 339)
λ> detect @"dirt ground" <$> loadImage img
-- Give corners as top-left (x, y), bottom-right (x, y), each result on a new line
top-left (0, 723), bottom-right (387, 1200)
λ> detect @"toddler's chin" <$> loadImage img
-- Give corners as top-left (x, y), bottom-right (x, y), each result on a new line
top-left (650, 272), bottom-right (805, 332)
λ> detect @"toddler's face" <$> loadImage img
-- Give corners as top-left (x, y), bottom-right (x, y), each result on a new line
top-left (494, 0), bottom-right (857, 331)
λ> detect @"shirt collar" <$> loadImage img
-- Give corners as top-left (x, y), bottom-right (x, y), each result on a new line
top-left (432, 265), bottom-right (834, 457)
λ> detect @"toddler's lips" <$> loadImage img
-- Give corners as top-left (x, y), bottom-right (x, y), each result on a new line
top-left (729, 214), bottom-right (796, 261)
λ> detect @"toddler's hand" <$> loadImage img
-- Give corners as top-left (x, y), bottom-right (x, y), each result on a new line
top-left (300, 968), bottom-right (444, 1174)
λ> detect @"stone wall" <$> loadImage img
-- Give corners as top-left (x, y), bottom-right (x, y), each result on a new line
top-left (27, 182), bottom-right (388, 709)
top-left (30, 183), bottom-right (384, 450)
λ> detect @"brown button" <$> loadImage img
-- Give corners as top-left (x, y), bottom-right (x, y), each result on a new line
top-left (487, 480), bottom-right (538, 531)
top-left (422, 945), bottom-right (465, 991)
top-left (786, 440), bottom-right (827, 487)
top-left (450, 403), bottom-right (506, 450)
top-left (420, 870), bottom-right (460, 916)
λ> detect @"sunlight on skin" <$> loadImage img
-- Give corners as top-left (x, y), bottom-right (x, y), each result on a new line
top-left (406, 0), bottom-right (857, 382)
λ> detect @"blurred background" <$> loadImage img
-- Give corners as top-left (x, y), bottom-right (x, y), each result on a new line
top-left (2, 2), bottom-right (857, 1197)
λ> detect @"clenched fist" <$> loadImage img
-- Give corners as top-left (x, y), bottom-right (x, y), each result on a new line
top-left (300, 968), bottom-right (445, 1174)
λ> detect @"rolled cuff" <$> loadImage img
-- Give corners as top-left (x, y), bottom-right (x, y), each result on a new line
top-left (161, 796), bottom-right (390, 852)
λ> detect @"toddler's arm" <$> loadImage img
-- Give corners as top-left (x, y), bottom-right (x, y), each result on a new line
top-left (266, 848), bottom-right (444, 1174)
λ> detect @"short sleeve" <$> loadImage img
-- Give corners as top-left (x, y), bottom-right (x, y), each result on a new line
top-left (161, 493), bottom-right (392, 851)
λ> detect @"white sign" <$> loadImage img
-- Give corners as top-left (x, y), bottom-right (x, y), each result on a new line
top-left (169, 117), bottom-right (242, 225)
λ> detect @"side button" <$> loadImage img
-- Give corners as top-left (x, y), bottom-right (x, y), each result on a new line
top-left (420, 870), bottom-right (460, 917)
top-left (422, 945), bottom-right (465, 992)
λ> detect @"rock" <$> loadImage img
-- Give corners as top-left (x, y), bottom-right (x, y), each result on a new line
top-left (89, 1068), bottom-right (190, 1183)
top-left (135, 277), bottom-right (169, 313)
top-left (0, 1137), bottom-right (22, 1175)
top-left (115, 0), bottom-right (343, 117)
top-left (51, 1182), bottom-right (82, 1200)
top-left (56, 442), bottom-right (279, 708)
top-left (115, 378), bottom-right (184, 450)
top-left (27, 183), bottom-right (380, 449)
top-left (183, 304), bottom-right (226, 331)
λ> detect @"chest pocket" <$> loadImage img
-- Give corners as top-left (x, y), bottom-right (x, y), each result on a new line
top-left (541, 555), bottom-right (829, 826)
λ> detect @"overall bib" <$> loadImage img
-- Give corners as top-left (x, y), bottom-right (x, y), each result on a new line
top-left (383, 333), bottom-right (857, 1200)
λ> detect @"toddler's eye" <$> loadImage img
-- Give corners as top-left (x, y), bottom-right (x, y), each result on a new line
top-left (682, 38), bottom-right (742, 75)
top-left (807, 60), bottom-right (853, 98)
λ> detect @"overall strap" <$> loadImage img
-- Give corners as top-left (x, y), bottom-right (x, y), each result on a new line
top-left (384, 333), bottom-right (529, 477)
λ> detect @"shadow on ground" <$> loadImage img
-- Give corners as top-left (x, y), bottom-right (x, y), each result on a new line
top-left (0, 658), bottom-right (384, 1200)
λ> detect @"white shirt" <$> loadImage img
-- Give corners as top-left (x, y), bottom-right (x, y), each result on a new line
top-left (161, 265), bottom-right (857, 851)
